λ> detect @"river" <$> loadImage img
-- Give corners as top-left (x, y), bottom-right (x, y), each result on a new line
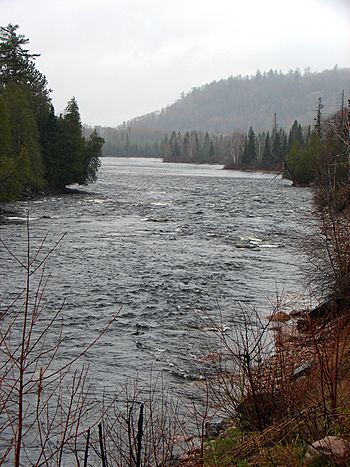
top-left (0, 157), bottom-right (313, 398)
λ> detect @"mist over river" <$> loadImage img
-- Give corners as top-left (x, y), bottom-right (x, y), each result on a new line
top-left (0, 157), bottom-right (314, 397)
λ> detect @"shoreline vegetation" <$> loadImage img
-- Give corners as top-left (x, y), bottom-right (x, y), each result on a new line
top-left (180, 103), bottom-right (350, 465)
top-left (0, 24), bottom-right (103, 203)
top-left (1, 23), bottom-right (350, 466)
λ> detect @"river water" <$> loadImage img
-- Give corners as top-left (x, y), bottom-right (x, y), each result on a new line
top-left (0, 157), bottom-right (313, 398)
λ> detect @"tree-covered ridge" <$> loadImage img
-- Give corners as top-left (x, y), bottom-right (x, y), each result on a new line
top-left (128, 68), bottom-right (350, 133)
top-left (0, 24), bottom-right (104, 202)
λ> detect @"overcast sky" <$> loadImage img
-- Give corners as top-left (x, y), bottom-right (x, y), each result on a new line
top-left (1, 0), bottom-right (349, 126)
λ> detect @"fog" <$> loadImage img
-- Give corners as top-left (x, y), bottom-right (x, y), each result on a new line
top-left (2, 0), bottom-right (349, 126)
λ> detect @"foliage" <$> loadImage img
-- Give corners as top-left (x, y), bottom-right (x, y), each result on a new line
top-left (241, 127), bottom-right (256, 167)
top-left (285, 139), bottom-right (317, 186)
top-left (0, 24), bottom-right (104, 200)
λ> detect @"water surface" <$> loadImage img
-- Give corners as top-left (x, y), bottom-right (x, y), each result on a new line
top-left (0, 157), bottom-right (313, 395)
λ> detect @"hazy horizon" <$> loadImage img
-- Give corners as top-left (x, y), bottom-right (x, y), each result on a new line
top-left (2, 0), bottom-right (349, 127)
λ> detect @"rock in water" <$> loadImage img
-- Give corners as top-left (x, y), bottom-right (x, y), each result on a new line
top-left (305, 436), bottom-right (350, 465)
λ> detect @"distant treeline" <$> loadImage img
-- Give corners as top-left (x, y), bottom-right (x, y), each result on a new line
top-left (0, 24), bottom-right (104, 202)
top-left (84, 125), bottom-right (164, 158)
top-left (162, 117), bottom-right (309, 169)
top-left (90, 67), bottom-right (349, 162)
top-left (89, 92), bottom-right (348, 189)
top-left (163, 94), bottom-right (349, 188)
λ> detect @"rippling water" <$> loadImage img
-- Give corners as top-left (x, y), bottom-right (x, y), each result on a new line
top-left (0, 157), bottom-right (313, 396)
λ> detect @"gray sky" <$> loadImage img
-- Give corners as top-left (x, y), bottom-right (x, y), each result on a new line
top-left (2, 0), bottom-right (349, 127)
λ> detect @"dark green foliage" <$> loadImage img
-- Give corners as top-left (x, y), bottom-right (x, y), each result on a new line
top-left (289, 120), bottom-right (304, 148)
top-left (56, 97), bottom-right (85, 187)
top-left (271, 130), bottom-right (282, 163)
top-left (82, 130), bottom-right (104, 184)
top-left (241, 127), bottom-right (257, 166)
top-left (0, 24), bottom-right (39, 84)
top-left (284, 141), bottom-right (312, 185)
top-left (261, 132), bottom-right (272, 168)
top-left (0, 94), bottom-right (11, 156)
top-left (0, 24), bottom-right (103, 200)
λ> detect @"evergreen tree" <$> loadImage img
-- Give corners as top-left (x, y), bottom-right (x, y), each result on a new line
top-left (52, 97), bottom-right (85, 188)
top-left (241, 127), bottom-right (256, 166)
top-left (192, 131), bottom-right (200, 161)
top-left (202, 132), bottom-right (211, 162)
top-left (0, 94), bottom-right (11, 156)
top-left (0, 25), bottom-right (103, 197)
top-left (209, 141), bottom-right (215, 160)
top-left (4, 83), bottom-right (45, 190)
top-left (0, 93), bottom-right (19, 200)
top-left (281, 133), bottom-right (288, 157)
top-left (183, 131), bottom-right (191, 161)
top-left (289, 120), bottom-right (304, 148)
top-left (81, 130), bottom-right (104, 184)
top-left (0, 24), bottom-right (39, 84)
top-left (271, 130), bottom-right (281, 163)
top-left (261, 132), bottom-right (272, 168)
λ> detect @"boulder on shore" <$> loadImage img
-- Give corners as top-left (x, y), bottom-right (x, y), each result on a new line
top-left (305, 436), bottom-right (350, 466)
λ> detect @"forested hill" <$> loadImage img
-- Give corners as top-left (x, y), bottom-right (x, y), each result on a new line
top-left (128, 68), bottom-right (350, 133)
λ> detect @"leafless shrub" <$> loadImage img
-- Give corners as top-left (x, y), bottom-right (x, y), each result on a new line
top-left (101, 372), bottom-right (189, 466)
top-left (195, 293), bottom-right (321, 433)
top-left (302, 205), bottom-right (350, 308)
top-left (306, 108), bottom-right (350, 307)
top-left (0, 217), bottom-right (116, 466)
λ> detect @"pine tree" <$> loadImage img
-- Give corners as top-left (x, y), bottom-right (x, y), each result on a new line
top-left (289, 120), bottom-right (304, 148)
top-left (262, 132), bottom-right (272, 168)
top-left (241, 127), bottom-right (256, 166)
top-left (271, 130), bottom-right (281, 163)
top-left (0, 24), bottom-right (39, 84)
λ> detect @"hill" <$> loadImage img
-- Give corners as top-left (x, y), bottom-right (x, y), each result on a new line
top-left (128, 67), bottom-right (350, 134)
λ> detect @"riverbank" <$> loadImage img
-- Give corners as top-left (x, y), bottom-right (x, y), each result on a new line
top-left (177, 302), bottom-right (350, 466)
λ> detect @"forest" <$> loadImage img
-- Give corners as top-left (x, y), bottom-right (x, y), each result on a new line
top-left (89, 67), bottom-right (349, 167)
top-left (89, 96), bottom-right (347, 188)
top-left (0, 24), bottom-right (104, 202)
top-left (130, 67), bottom-right (350, 133)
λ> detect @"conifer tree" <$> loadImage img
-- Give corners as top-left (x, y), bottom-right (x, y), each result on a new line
top-left (262, 132), bottom-right (272, 168)
top-left (241, 127), bottom-right (256, 166)
top-left (81, 130), bottom-right (104, 184)
top-left (0, 24), bottom-right (104, 197)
